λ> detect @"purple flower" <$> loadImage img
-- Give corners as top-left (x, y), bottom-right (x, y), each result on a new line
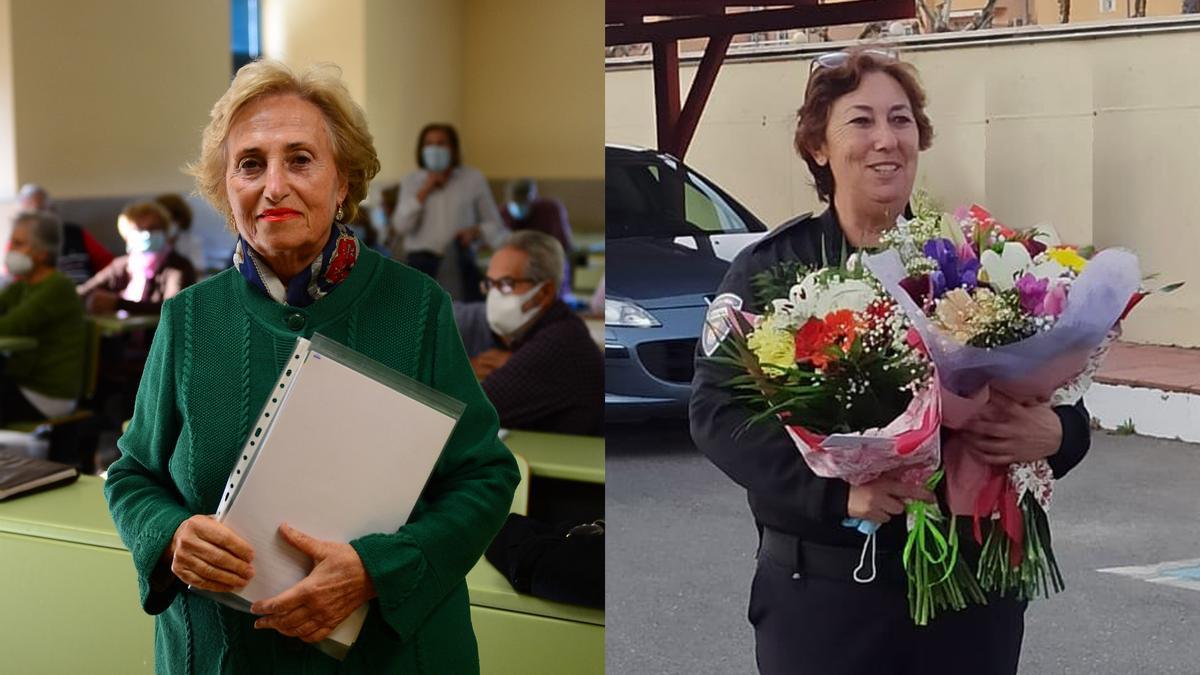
top-left (1015, 273), bottom-right (1049, 315)
top-left (924, 238), bottom-right (980, 298)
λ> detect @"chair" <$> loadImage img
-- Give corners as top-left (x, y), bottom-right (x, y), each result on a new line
top-left (510, 452), bottom-right (530, 516)
top-left (5, 319), bottom-right (101, 472)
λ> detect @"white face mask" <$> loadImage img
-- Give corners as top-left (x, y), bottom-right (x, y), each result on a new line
top-left (5, 251), bottom-right (33, 277)
top-left (486, 282), bottom-right (545, 338)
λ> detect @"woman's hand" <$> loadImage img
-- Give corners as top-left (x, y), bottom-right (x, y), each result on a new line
top-left (251, 523), bottom-right (377, 644)
top-left (470, 348), bottom-right (512, 379)
top-left (417, 172), bottom-right (449, 204)
top-left (847, 476), bottom-right (935, 524)
top-left (169, 515), bottom-right (255, 592)
top-left (961, 391), bottom-right (1062, 465)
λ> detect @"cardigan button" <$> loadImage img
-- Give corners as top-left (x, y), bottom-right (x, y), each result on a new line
top-left (286, 313), bottom-right (306, 331)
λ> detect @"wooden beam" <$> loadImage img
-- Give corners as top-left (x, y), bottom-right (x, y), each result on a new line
top-left (672, 33), bottom-right (732, 159)
top-left (652, 40), bottom-right (682, 155)
top-left (606, 0), bottom-right (915, 45)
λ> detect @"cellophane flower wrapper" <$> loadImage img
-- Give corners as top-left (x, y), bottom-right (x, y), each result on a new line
top-left (713, 266), bottom-right (985, 624)
top-left (865, 246), bottom-right (1140, 599)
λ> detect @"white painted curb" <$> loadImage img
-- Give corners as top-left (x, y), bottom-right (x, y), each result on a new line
top-left (1084, 382), bottom-right (1200, 444)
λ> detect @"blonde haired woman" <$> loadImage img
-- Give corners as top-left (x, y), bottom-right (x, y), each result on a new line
top-left (104, 60), bottom-right (518, 674)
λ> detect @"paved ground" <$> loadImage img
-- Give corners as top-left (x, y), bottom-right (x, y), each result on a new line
top-left (606, 420), bottom-right (1200, 675)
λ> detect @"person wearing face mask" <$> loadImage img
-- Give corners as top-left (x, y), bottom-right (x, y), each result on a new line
top-left (17, 183), bottom-right (114, 285)
top-left (689, 49), bottom-right (1093, 675)
top-left (77, 201), bottom-right (197, 315)
top-left (392, 123), bottom-right (509, 301)
top-left (459, 231), bottom-right (602, 436)
top-left (154, 193), bottom-right (207, 276)
top-left (0, 210), bottom-right (86, 425)
top-left (500, 178), bottom-right (576, 299)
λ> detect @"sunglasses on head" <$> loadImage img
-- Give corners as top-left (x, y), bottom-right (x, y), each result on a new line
top-left (809, 48), bottom-right (899, 73)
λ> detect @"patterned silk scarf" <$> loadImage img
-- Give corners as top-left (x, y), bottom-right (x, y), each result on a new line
top-left (233, 222), bottom-right (360, 307)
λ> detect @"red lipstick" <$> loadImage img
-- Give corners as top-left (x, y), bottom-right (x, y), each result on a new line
top-left (259, 208), bottom-right (301, 222)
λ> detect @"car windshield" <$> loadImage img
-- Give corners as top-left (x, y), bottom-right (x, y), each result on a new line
top-left (606, 151), bottom-right (765, 239)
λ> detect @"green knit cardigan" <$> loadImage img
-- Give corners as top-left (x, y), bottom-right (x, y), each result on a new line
top-left (0, 270), bottom-right (85, 400)
top-left (104, 248), bottom-right (519, 674)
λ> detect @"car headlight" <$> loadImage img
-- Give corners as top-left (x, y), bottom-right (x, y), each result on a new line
top-left (605, 298), bottom-right (661, 327)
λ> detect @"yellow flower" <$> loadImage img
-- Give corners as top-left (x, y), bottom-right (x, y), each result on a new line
top-left (1046, 247), bottom-right (1087, 273)
top-left (747, 327), bottom-right (795, 371)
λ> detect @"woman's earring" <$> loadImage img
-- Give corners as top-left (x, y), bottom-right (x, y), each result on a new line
top-left (336, 204), bottom-right (344, 221)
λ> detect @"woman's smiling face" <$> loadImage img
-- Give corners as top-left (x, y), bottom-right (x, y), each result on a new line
top-left (812, 70), bottom-right (920, 216)
top-left (225, 93), bottom-right (348, 269)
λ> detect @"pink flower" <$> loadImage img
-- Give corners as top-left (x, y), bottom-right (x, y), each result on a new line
top-left (1042, 281), bottom-right (1068, 317)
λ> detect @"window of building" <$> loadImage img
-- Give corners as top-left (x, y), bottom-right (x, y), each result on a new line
top-left (231, 0), bottom-right (261, 75)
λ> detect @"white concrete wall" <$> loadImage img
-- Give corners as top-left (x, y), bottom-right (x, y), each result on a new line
top-left (606, 27), bottom-right (1200, 346)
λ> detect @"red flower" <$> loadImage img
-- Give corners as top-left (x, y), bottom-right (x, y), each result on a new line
top-left (794, 318), bottom-right (832, 368)
top-left (824, 309), bottom-right (858, 353)
top-left (794, 310), bottom-right (859, 368)
top-left (324, 236), bottom-right (358, 285)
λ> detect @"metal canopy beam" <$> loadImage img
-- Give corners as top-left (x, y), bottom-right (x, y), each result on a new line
top-left (607, 0), bottom-right (917, 160)
top-left (606, 1), bottom-right (914, 46)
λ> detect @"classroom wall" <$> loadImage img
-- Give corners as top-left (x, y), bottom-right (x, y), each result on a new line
top-left (462, 0), bottom-right (604, 181)
top-left (8, 0), bottom-right (230, 199)
top-left (0, 0), bottom-right (17, 201)
top-left (260, 0), bottom-right (368, 106)
top-left (364, 0), bottom-right (465, 185)
top-left (606, 26), bottom-right (1200, 346)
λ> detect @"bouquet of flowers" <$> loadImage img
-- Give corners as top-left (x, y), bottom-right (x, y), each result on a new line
top-left (864, 197), bottom-right (1152, 600)
top-left (708, 258), bottom-right (984, 624)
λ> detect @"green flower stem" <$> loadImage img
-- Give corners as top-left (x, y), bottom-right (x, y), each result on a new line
top-left (902, 471), bottom-right (986, 625)
top-left (975, 493), bottom-right (1065, 600)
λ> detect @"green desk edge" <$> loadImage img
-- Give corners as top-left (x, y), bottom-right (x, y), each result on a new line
top-left (503, 430), bottom-right (604, 484)
top-left (0, 336), bottom-right (37, 352)
top-left (0, 475), bottom-right (603, 627)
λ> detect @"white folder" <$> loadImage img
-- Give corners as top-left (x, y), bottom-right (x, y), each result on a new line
top-left (193, 334), bottom-right (464, 658)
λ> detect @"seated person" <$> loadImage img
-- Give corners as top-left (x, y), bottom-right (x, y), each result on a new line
top-left (77, 201), bottom-right (197, 315)
top-left (154, 193), bottom-right (207, 275)
top-left (0, 211), bottom-right (86, 424)
top-left (501, 178), bottom-right (576, 298)
top-left (463, 231), bottom-right (602, 436)
top-left (18, 182), bottom-right (113, 285)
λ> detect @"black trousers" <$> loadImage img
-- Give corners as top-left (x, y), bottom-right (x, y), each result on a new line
top-left (0, 378), bottom-right (46, 426)
top-left (750, 543), bottom-right (1026, 675)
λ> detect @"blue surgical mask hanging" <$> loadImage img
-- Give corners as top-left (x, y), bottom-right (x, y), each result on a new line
top-left (127, 230), bottom-right (167, 255)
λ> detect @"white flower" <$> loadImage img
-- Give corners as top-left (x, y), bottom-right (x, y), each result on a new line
top-left (1008, 460), bottom-right (1055, 510)
top-left (789, 271), bottom-right (876, 319)
top-left (978, 242), bottom-right (1032, 291)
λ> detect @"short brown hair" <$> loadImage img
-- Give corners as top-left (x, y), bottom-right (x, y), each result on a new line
top-left (794, 48), bottom-right (934, 203)
top-left (187, 60), bottom-right (381, 229)
top-left (154, 193), bottom-right (193, 230)
top-left (121, 201), bottom-right (172, 230)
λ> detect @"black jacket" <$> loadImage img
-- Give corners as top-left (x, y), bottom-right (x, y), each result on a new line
top-left (689, 207), bottom-right (1092, 552)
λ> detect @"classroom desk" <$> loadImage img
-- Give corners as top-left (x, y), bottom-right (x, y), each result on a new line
top-left (0, 475), bottom-right (603, 674)
top-left (89, 313), bottom-right (159, 337)
top-left (504, 430), bottom-right (604, 484)
top-left (0, 336), bottom-right (37, 352)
